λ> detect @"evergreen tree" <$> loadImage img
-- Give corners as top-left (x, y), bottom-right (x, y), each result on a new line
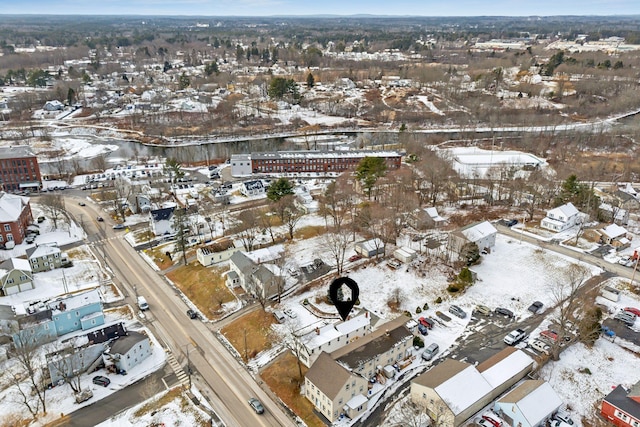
top-left (267, 178), bottom-right (294, 201)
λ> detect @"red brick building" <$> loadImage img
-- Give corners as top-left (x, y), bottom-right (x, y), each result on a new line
top-left (0, 192), bottom-right (34, 244)
top-left (0, 146), bottom-right (42, 192)
top-left (247, 150), bottom-right (402, 175)
top-left (601, 382), bottom-right (640, 427)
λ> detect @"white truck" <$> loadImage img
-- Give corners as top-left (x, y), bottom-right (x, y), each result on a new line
top-left (503, 328), bottom-right (526, 345)
top-left (137, 296), bottom-right (149, 311)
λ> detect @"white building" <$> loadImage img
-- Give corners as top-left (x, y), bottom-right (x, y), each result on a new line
top-left (230, 154), bottom-right (252, 176)
top-left (540, 202), bottom-right (580, 232)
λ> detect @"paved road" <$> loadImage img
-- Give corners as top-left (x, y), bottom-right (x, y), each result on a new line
top-left (63, 196), bottom-right (295, 427)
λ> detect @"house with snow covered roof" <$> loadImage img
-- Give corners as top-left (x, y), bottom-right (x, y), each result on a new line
top-left (598, 223), bottom-right (630, 249)
top-left (354, 238), bottom-right (385, 258)
top-left (26, 244), bottom-right (68, 273)
top-left (448, 220), bottom-right (497, 258)
top-left (149, 206), bottom-right (175, 236)
top-left (540, 202), bottom-right (581, 232)
top-left (410, 347), bottom-right (534, 426)
top-left (601, 380), bottom-right (640, 427)
top-left (48, 288), bottom-right (105, 336)
top-left (0, 257), bottom-right (33, 295)
top-left (0, 192), bottom-right (33, 244)
top-left (493, 380), bottom-right (563, 427)
top-left (103, 330), bottom-right (152, 373)
top-left (599, 202), bottom-right (629, 226)
top-left (297, 312), bottom-right (372, 368)
top-left (408, 206), bottom-right (447, 230)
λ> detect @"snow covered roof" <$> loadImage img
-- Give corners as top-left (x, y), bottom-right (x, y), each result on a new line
top-left (478, 348), bottom-right (533, 388)
top-left (425, 207), bottom-right (446, 222)
top-left (246, 244), bottom-right (283, 264)
top-left (335, 313), bottom-right (370, 335)
top-left (356, 238), bottom-right (384, 252)
top-left (0, 257), bottom-right (32, 272)
top-left (26, 244), bottom-right (61, 259)
top-left (345, 393), bottom-right (368, 410)
top-left (251, 150), bottom-right (401, 161)
top-left (49, 288), bottom-right (101, 313)
top-left (601, 223), bottom-right (627, 239)
top-left (0, 145), bottom-right (36, 159)
top-left (434, 365), bottom-right (493, 415)
top-left (460, 221), bottom-right (497, 242)
top-left (498, 380), bottom-right (562, 426)
top-left (0, 192), bottom-right (28, 222)
top-left (549, 202), bottom-right (579, 218)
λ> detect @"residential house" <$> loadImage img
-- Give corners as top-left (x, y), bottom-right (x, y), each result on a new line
top-left (0, 192), bottom-right (34, 244)
top-left (540, 202), bottom-right (580, 232)
top-left (601, 381), bottom-right (640, 427)
top-left (227, 251), bottom-right (281, 300)
top-left (600, 202), bottom-right (630, 226)
top-left (304, 352), bottom-right (369, 423)
top-left (43, 100), bottom-right (64, 111)
top-left (598, 224), bottom-right (631, 249)
top-left (26, 244), bottom-right (68, 273)
top-left (240, 180), bottom-right (266, 197)
top-left (410, 348), bottom-right (534, 427)
top-left (103, 330), bottom-right (152, 373)
top-left (0, 146), bottom-right (42, 192)
top-left (408, 207), bottom-right (447, 230)
top-left (46, 342), bottom-right (107, 384)
top-left (11, 308), bottom-right (58, 348)
top-left (448, 221), bottom-right (497, 257)
top-left (614, 190), bottom-right (640, 212)
top-left (297, 313), bottom-right (371, 368)
top-left (48, 288), bottom-right (105, 336)
top-left (0, 257), bottom-right (33, 295)
top-left (493, 380), bottom-right (563, 427)
top-left (149, 206), bottom-right (175, 236)
top-left (196, 238), bottom-right (241, 266)
top-left (354, 238), bottom-right (385, 258)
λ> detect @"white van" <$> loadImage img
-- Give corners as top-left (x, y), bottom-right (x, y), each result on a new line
top-left (137, 296), bottom-right (149, 311)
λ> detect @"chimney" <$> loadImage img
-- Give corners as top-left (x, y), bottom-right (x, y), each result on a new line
top-left (365, 311), bottom-right (369, 318)
top-left (315, 328), bottom-right (320, 335)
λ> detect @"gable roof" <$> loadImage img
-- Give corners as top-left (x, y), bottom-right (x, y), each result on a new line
top-left (306, 352), bottom-right (353, 400)
top-left (601, 223), bottom-right (627, 239)
top-left (477, 348), bottom-right (533, 388)
top-left (330, 317), bottom-right (412, 369)
top-left (150, 206), bottom-right (175, 221)
top-left (425, 207), bottom-right (446, 222)
top-left (0, 192), bottom-right (28, 222)
top-left (549, 202), bottom-right (579, 218)
top-left (26, 244), bottom-right (60, 259)
top-left (459, 221), bottom-right (497, 242)
top-left (0, 257), bottom-right (32, 273)
top-left (413, 359), bottom-right (470, 389)
top-left (435, 364), bottom-right (493, 415)
top-left (230, 251), bottom-right (257, 274)
top-left (498, 380), bottom-right (562, 426)
top-left (109, 331), bottom-right (148, 355)
top-left (604, 385), bottom-right (640, 417)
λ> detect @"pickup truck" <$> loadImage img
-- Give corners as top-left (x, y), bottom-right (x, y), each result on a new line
top-left (504, 328), bottom-right (526, 345)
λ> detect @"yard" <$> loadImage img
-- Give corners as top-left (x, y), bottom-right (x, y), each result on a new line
top-left (166, 263), bottom-right (235, 319)
top-left (261, 352), bottom-right (324, 427)
top-left (220, 308), bottom-right (276, 362)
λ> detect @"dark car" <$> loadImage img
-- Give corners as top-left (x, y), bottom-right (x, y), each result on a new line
top-left (92, 376), bottom-right (110, 387)
top-left (187, 309), bottom-right (199, 319)
top-left (528, 301), bottom-right (544, 314)
top-left (417, 324), bottom-right (429, 335)
top-left (248, 397), bottom-right (265, 414)
top-left (97, 216), bottom-right (104, 222)
top-left (78, 202), bottom-right (86, 206)
top-left (448, 305), bottom-right (467, 319)
top-left (505, 219), bottom-right (518, 227)
top-left (495, 307), bottom-right (514, 318)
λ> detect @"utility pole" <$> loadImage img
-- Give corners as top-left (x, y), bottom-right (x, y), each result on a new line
top-left (184, 343), bottom-right (193, 390)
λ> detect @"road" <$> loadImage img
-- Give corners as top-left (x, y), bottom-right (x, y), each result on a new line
top-left (63, 196), bottom-right (295, 427)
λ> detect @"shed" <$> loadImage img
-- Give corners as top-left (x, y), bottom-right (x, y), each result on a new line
top-left (602, 286), bottom-right (620, 302)
top-left (394, 247), bottom-right (417, 263)
top-left (354, 238), bottom-right (385, 258)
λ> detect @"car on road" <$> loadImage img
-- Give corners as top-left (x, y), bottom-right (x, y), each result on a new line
top-left (448, 305), bottom-right (467, 319)
top-left (248, 397), bottom-right (265, 414)
top-left (112, 223), bottom-right (125, 230)
top-left (92, 376), bottom-right (110, 387)
top-left (186, 309), bottom-right (199, 319)
top-left (527, 301), bottom-right (544, 314)
top-left (624, 307), bottom-right (640, 317)
top-left (504, 328), bottom-right (526, 345)
top-left (348, 254), bottom-right (363, 262)
top-left (96, 216), bottom-right (104, 222)
top-left (78, 202), bottom-right (86, 206)
top-left (505, 219), bottom-right (518, 227)
top-left (618, 255), bottom-right (633, 266)
top-left (495, 307), bottom-right (514, 318)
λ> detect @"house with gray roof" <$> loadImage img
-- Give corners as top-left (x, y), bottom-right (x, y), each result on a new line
top-left (26, 244), bottom-right (68, 273)
top-left (0, 257), bottom-right (33, 295)
top-left (103, 330), bottom-right (152, 373)
top-left (541, 202), bottom-right (581, 232)
top-left (227, 251), bottom-right (281, 300)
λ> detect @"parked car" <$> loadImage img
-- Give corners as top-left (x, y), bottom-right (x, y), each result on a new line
top-left (553, 412), bottom-right (575, 426)
top-left (92, 376), bottom-right (110, 387)
top-left (283, 308), bottom-right (297, 319)
top-left (421, 343), bottom-right (440, 361)
top-left (248, 397), bottom-right (265, 414)
top-left (495, 307), bottom-right (514, 318)
top-left (348, 254), bottom-right (363, 262)
top-left (527, 301), bottom-right (544, 314)
top-left (482, 413), bottom-right (503, 427)
top-left (418, 317), bottom-right (435, 329)
top-left (551, 421), bottom-right (573, 427)
top-left (614, 310), bottom-right (637, 326)
top-left (112, 223), bottom-right (125, 230)
top-left (417, 324), bottom-right (429, 335)
top-left (618, 255), bottom-right (633, 266)
top-left (478, 419), bottom-right (494, 427)
top-left (78, 201), bottom-right (86, 206)
top-left (186, 309), bottom-right (199, 319)
top-left (449, 305), bottom-right (467, 319)
top-left (624, 307), bottom-right (640, 317)
top-left (387, 259), bottom-right (402, 269)
top-left (504, 328), bottom-right (526, 345)
top-left (529, 339), bottom-right (551, 355)
top-left (505, 219), bottom-right (518, 227)
top-left (25, 235), bottom-right (36, 244)
top-left (475, 304), bottom-right (491, 316)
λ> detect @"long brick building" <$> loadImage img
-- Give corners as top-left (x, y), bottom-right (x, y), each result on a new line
top-left (230, 150), bottom-right (402, 177)
top-left (0, 146), bottom-right (42, 192)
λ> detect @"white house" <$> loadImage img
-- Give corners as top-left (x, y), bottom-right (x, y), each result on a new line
top-left (448, 220), bottom-right (497, 257)
top-left (493, 380), bottom-right (563, 427)
top-left (196, 238), bottom-right (242, 266)
top-left (149, 206), bottom-right (175, 236)
top-left (540, 202), bottom-right (580, 232)
top-left (103, 331), bottom-right (152, 373)
top-left (240, 180), bottom-right (266, 197)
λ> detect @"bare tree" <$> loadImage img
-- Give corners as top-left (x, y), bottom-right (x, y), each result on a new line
top-left (172, 207), bottom-right (190, 265)
top-left (318, 174), bottom-right (356, 232)
top-left (547, 263), bottom-right (591, 360)
top-left (39, 193), bottom-right (66, 229)
top-left (269, 318), bottom-right (305, 383)
top-left (8, 330), bottom-right (50, 418)
top-left (234, 210), bottom-right (261, 251)
top-left (322, 230), bottom-right (351, 275)
top-left (108, 177), bottom-right (133, 222)
top-left (46, 338), bottom-right (88, 394)
top-left (272, 195), bottom-right (305, 240)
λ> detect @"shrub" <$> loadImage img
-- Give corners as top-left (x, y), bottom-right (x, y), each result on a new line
top-left (403, 310), bottom-right (412, 317)
top-left (423, 302), bottom-right (429, 310)
top-left (416, 307), bottom-right (422, 314)
top-left (413, 336), bottom-right (425, 348)
top-left (435, 297), bottom-right (443, 304)
top-left (447, 284), bottom-right (460, 293)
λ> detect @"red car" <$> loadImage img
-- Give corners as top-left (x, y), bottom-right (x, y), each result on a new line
top-left (348, 254), bottom-right (362, 262)
top-left (482, 414), bottom-right (503, 427)
top-left (540, 330), bottom-right (558, 342)
top-left (624, 307), bottom-right (640, 316)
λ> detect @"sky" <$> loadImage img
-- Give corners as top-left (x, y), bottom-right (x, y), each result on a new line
top-left (1, 0), bottom-right (640, 16)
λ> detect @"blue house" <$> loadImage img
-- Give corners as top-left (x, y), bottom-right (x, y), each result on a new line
top-left (48, 289), bottom-right (105, 336)
top-left (12, 309), bottom-right (57, 348)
